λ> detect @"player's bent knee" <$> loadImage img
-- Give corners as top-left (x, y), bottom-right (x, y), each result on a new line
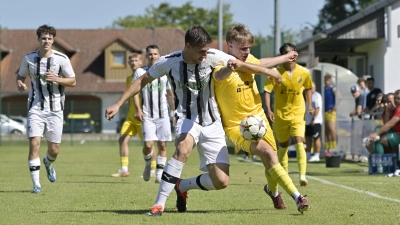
top-left (212, 176), bottom-right (229, 190)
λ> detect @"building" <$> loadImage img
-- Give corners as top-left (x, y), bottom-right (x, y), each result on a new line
top-left (0, 28), bottom-right (185, 133)
top-left (296, 0), bottom-right (400, 94)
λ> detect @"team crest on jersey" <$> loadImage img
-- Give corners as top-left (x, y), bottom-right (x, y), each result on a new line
top-left (298, 77), bottom-right (302, 83)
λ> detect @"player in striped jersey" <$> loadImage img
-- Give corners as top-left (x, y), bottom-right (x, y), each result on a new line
top-left (16, 25), bottom-right (76, 193)
top-left (133, 45), bottom-right (175, 183)
top-left (105, 26), bottom-right (281, 216)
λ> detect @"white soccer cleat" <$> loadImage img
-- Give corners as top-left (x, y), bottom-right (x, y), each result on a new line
top-left (111, 169), bottom-right (130, 177)
top-left (308, 155), bottom-right (320, 162)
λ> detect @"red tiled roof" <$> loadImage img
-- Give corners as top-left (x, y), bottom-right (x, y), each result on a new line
top-left (0, 28), bottom-right (185, 93)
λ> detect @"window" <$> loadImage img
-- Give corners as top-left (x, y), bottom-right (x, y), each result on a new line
top-left (111, 51), bottom-right (126, 68)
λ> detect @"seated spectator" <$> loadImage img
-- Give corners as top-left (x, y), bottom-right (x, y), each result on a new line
top-left (366, 90), bottom-right (400, 155)
top-left (349, 85), bottom-right (364, 118)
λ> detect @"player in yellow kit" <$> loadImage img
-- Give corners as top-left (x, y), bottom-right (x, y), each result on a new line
top-left (112, 53), bottom-right (144, 177)
top-left (264, 43), bottom-right (314, 186)
top-left (212, 24), bottom-right (310, 213)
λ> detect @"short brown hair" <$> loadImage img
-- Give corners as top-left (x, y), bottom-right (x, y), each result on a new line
top-left (185, 26), bottom-right (212, 47)
top-left (37, 25), bottom-right (56, 39)
top-left (225, 23), bottom-right (254, 44)
top-left (357, 77), bottom-right (365, 84)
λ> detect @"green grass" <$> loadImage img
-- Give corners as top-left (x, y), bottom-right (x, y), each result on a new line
top-left (1, 140), bottom-right (399, 225)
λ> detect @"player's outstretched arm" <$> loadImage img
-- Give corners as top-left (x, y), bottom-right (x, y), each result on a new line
top-left (259, 51), bottom-right (298, 68)
top-left (235, 60), bottom-right (282, 80)
top-left (105, 72), bottom-right (154, 120)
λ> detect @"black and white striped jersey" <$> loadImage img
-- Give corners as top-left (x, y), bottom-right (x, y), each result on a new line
top-left (134, 65), bottom-right (171, 119)
top-left (148, 48), bottom-right (233, 126)
top-left (18, 50), bottom-right (75, 112)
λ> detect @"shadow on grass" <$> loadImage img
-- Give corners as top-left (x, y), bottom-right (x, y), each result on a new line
top-left (44, 208), bottom-right (267, 215)
top-left (61, 181), bottom-right (133, 184)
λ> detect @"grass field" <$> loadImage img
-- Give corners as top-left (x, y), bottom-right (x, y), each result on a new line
top-left (0, 140), bottom-right (399, 225)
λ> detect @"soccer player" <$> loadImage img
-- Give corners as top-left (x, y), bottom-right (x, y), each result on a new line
top-left (16, 25), bottom-right (76, 193)
top-left (264, 43), bottom-right (314, 187)
top-left (105, 26), bottom-right (288, 216)
top-left (133, 45), bottom-right (175, 183)
top-left (324, 74), bottom-right (337, 154)
top-left (111, 53), bottom-right (143, 178)
top-left (212, 24), bottom-right (310, 213)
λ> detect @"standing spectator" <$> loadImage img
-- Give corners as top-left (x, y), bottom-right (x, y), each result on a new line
top-left (363, 77), bottom-right (382, 118)
top-left (16, 25), bottom-right (76, 193)
top-left (324, 74), bottom-right (337, 154)
top-left (349, 86), bottom-right (364, 118)
top-left (305, 82), bottom-right (323, 162)
top-left (133, 45), bottom-right (175, 183)
top-left (357, 77), bottom-right (369, 119)
top-left (111, 53), bottom-right (143, 178)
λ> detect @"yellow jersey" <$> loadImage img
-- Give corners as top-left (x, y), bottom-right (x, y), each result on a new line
top-left (264, 64), bottom-right (312, 121)
top-left (212, 54), bottom-right (264, 128)
top-left (126, 75), bottom-right (138, 117)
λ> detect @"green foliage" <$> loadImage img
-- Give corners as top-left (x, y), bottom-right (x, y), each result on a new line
top-left (253, 26), bottom-right (300, 46)
top-left (112, 2), bottom-right (234, 39)
top-left (313, 0), bottom-right (379, 34)
top-left (1, 141), bottom-right (399, 224)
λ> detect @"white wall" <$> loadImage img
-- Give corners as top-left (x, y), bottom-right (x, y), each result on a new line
top-left (348, 39), bottom-right (386, 89)
top-left (383, 1), bottom-right (400, 93)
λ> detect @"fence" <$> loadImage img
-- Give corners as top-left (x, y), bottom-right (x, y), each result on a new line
top-left (337, 113), bottom-right (383, 161)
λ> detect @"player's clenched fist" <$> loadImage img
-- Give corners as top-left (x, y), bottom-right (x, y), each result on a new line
top-left (105, 104), bottom-right (119, 120)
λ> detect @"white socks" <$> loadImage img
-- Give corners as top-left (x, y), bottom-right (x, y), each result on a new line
top-left (28, 158), bottom-right (41, 187)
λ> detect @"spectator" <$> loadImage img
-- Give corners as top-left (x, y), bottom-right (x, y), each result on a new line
top-left (357, 77), bottom-right (369, 119)
top-left (349, 85), bottom-right (364, 118)
top-left (366, 90), bottom-right (400, 155)
top-left (363, 77), bottom-right (382, 118)
top-left (305, 82), bottom-right (323, 162)
top-left (324, 74), bottom-right (337, 153)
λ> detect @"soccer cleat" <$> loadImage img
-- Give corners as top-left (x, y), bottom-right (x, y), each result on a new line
top-left (300, 179), bottom-right (308, 186)
top-left (148, 205), bottom-right (163, 216)
top-left (31, 186), bottom-right (41, 193)
top-left (111, 169), bottom-right (130, 177)
top-left (296, 195), bottom-right (310, 214)
top-left (151, 170), bottom-right (156, 178)
top-left (175, 179), bottom-right (188, 212)
top-left (263, 184), bottom-right (285, 209)
top-left (155, 175), bottom-right (161, 183)
top-left (308, 155), bottom-right (320, 162)
top-left (143, 162), bottom-right (152, 181)
top-left (43, 157), bottom-right (56, 182)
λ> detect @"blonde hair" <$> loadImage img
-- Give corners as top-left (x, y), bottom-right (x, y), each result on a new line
top-left (128, 53), bottom-right (141, 60)
top-left (225, 23), bottom-right (254, 44)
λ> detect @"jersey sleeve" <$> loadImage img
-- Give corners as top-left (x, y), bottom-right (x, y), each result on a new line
top-left (18, 56), bottom-right (29, 77)
top-left (148, 55), bottom-right (169, 79)
top-left (207, 49), bottom-right (234, 67)
top-left (357, 94), bottom-right (365, 107)
top-left (303, 70), bottom-right (312, 89)
top-left (211, 65), bottom-right (225, 82)
top-left (133, 68), bottom-right (146, 81)
top-left (166, 79), bottom-right (171, 90)
top-left (61, 58), bottom-right (75, 78)
top-left (263, 70), bottom-right (276, 93)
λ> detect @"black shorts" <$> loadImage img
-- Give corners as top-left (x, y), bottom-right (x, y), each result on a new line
top-left (305, 123), bottom-right (321, 139)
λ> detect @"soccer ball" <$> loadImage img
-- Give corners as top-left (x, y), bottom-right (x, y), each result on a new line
top-left (239, 115), bottom-right (267, 142)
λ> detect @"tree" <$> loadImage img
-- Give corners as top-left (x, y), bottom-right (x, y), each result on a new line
top-left (313, 0), bottom-right (379, 34)
top-left (253, 26), bottom-right (300, 46)
top-left (111, 2), bottom-right (234, 39)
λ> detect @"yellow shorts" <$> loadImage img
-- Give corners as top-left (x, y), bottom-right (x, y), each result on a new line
top-left (120, 116), bottom-right (143, 139)
top-left (324, 111), bottom-right (336, 122)
top-left (225, 116), bottom-right (277, 155)
top-left (273, 118), bottom-right (305, 142)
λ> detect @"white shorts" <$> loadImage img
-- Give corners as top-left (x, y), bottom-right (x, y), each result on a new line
top-left (27, 109), bottom-right (63, 143)
top-left (142, 117), bottom-right (172, 142)
top-left (176, 118), bottom-right (230, 172)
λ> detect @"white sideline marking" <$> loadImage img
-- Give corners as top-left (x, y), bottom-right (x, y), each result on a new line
top-left (237, 157), bottom-right (400, 203)
top-left (306, 176), bottom-right (400, 203)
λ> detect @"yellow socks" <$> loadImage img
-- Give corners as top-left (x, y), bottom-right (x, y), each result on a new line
top-left (278, 146), bottom-right (289, 172)
top-left (268, 164), bottom-right (298, 196)
top-left (265, 170), bottom-right (278, 193)
top-left (294, 142), bottom-right (307, 176)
